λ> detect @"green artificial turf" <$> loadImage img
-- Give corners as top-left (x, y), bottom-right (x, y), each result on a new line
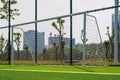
top-left (0, 70), bottom-right (120, 80)
top-left (0, 65), bottom-right (120, 80)
top-left (0, 65), bottom-right (120, 73)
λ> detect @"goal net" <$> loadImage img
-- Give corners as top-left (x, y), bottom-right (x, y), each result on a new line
top-left (83, 14), bottom-right (107, 66)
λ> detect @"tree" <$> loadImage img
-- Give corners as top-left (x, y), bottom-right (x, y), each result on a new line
top-left (0, 0), bottom-right (20, 20)
top-left (0, 35), bottom-right (7, 60)
top-left (106, 26), bottom-right (114, 59)
top-left (13, 32), bottom-right (21, 60)
top-left (43, 48), bottom-right (46, 61)
top-left (49, 32), bottom-right (58, 61)
top-left (104, 40), bottom-right (110, 59)
top-left (0, 0), bottom-right (20, 63)
top-left (72, 44), bottom-right (83, 60)
top-left (23, 44), bottom-right (29, 60)
top-left (52, 18), bottom-right (66, 62)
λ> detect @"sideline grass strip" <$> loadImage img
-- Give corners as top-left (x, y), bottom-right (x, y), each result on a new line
top-left (0, 69), bottom-right (120, 75)
top-left (0, 65), bottom-right (120, 73)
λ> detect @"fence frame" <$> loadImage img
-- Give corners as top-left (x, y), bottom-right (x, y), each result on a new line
top-left (0, 3), bottom-right (120, 65)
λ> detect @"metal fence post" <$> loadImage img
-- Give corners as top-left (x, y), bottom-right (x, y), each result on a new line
top-left (70, 0), bottom-right (73, 65)
top-left (82, 13), bottom-right (86, 66)
top-left (114, 0), bottom-right (119, 65)
top-left (11, 25), bottom-right (14, 65)
top-left (8, 0), bottom-right (11, 65)
top-left (35, 0), bottom-right (38, 64)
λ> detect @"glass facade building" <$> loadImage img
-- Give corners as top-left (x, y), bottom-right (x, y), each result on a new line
top-left (23, 30), bottom-right (45, 54)
top-left (48, 37), bottom-right (75, 47)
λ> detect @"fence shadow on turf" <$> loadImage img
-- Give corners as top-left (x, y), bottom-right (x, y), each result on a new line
top-left (74, 66), bottom-right (94, 72)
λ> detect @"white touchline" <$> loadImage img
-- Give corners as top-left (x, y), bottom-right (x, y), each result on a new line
top-left (0, 69), bottom-right (120, 76)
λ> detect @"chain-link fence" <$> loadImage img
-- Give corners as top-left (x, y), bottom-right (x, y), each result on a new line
top-left (0, 0), bottom-right (120, 65)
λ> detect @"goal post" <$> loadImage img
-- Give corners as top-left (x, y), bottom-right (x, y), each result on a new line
top-left (82, 13), bottom-right (108, 66)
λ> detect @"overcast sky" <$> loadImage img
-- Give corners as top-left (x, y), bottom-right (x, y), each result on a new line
top-left (0, 0), bottom-right (116, 45)
top-left (10, 0), bottom-right (114, 24)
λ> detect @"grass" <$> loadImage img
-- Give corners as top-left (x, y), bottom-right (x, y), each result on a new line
top-left (0, 65), bottom-right (120, 80)
top-left (0, 70), bottom-right (120, 80)
top-left (0, 65), bottom-right (120, 73)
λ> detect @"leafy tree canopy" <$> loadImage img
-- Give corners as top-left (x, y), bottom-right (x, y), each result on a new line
top-left (0, 0), bottom-right (20, 20)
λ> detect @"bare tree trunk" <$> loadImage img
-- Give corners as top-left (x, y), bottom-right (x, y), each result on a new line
top-left (55, 47), bottom-right (58, 61)
top-left (61, 41), bottom-right (65, 60)
top-left (26, 49), bottom-right (28, 61)
top-left (17, 47), bottom-right (19, 60)
top-left (43, 48), bottom-right (46, 61)
top-left (110, 42), bottom-right (114, 60)
top-left (105, 45), bottom-right (108, 59)
top-left (60, 36), bottom-right (65, 63)
top-left (118, 43), bottom-right (120, 61)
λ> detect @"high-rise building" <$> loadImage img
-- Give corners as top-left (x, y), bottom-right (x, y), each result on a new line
top-left (23, 30), bottom-right (45, 54)
top-left (48, 37), bottom-right (75, 47)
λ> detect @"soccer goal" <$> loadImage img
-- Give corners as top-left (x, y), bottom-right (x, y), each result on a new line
top-left (81, 13), bottom-right (107, 66)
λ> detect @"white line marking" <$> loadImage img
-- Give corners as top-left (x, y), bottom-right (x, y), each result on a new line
top-left (0, 69), bottom-right (120, 75)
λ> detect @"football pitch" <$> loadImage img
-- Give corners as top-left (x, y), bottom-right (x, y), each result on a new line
top-left (0, 65), bottom-right (120, 80)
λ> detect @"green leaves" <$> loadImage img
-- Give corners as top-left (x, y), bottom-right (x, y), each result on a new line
top-left (52, 22), bottom-right (60, 32)
top-left (10, 0), bottom-right (17, 4)
top-left (1, 0), bottom-right (17, 4)
top-left (13, 32), bottom-right (22, 48)
top-left (0, 0), bottom-right (20, 20)
top-left (1, 0), bottom-right (5, 3)
top-left (51, 18), bottom-right (65, 36)
top-left (0, 35), bottom-right (6, 52)
top-left (0, 35), bottom-right (5, 44)
top-left (57, 18), bottom-right (65, 26)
